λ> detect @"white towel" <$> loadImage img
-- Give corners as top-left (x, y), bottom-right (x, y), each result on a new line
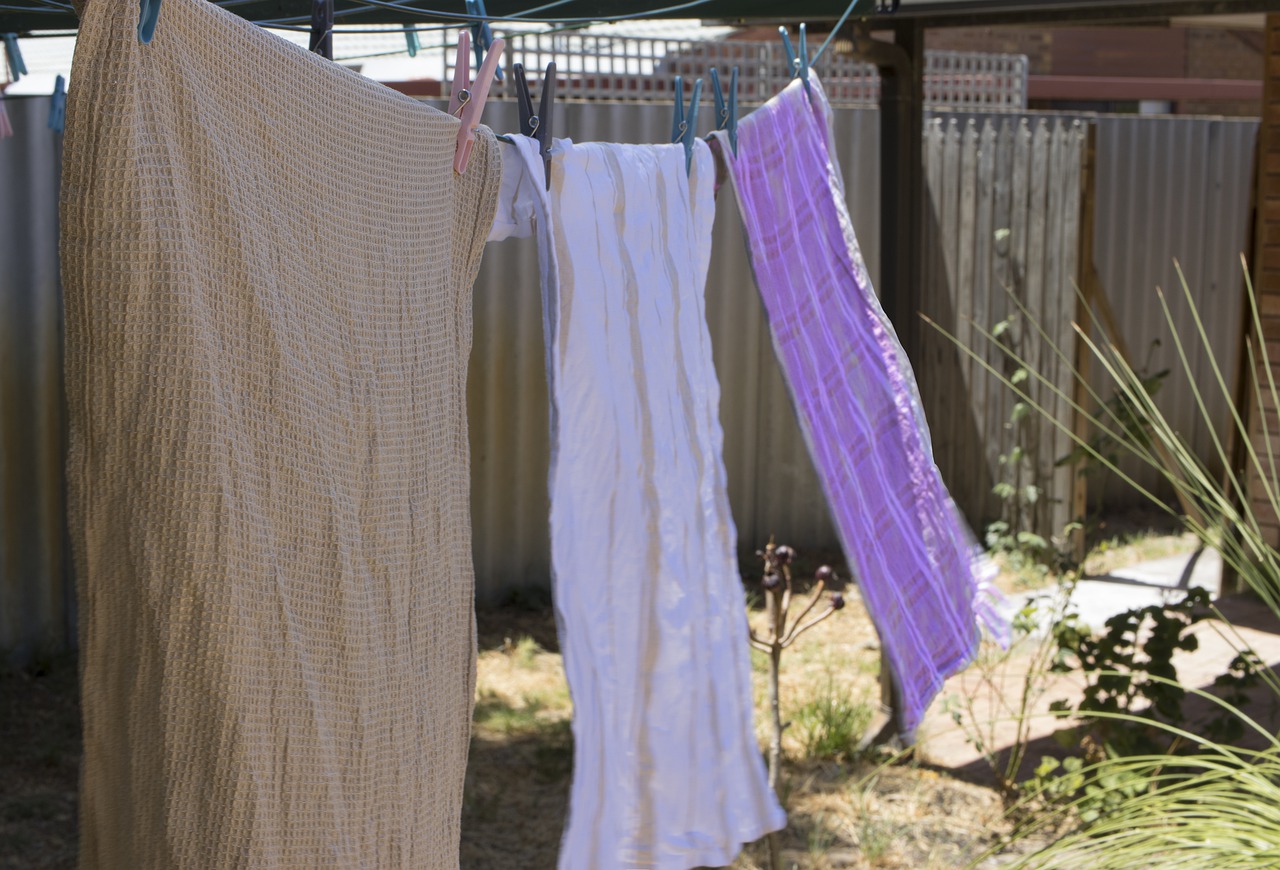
top-left (498, 135), bottom-right (785, 870)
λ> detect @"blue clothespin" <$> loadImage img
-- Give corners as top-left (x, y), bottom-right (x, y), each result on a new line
top-left (708, 66), bottom-right (738, 157)
top-left (671, 75), bottom-right (702, 175)
top-left (138, 0), bottom-right (162, 43)
top-left (779, 23), bottom-right (812, 100)
top-left (48, 75), bottom-right (66, 133)
top-left (403, 24), bottom-right (420, 58)
top-left (465, 0), bottom-right (503, 83)
top-left (3, 33), bottom-right (27, 81)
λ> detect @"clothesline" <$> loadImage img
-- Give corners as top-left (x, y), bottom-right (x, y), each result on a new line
top-left (56, 0), bottom-right (998, 863)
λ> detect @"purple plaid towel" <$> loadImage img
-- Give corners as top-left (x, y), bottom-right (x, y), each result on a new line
top-left (716, 75), bottom-right (1009, 738)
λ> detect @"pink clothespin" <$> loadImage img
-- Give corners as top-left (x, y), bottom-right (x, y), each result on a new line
top-left (448, 29), bottom-right (504, 175)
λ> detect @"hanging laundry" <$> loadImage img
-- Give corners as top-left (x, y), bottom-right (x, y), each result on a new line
top-left (495, 136), bottom-right (784, 870)
top-left (714, 75), bottom-right (1009, 740)
top-left (60, 0), bottom-right (500, 865)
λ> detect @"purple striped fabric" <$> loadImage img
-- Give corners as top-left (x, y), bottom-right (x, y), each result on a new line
top-left (717, 75), bottom-right (1007, 738)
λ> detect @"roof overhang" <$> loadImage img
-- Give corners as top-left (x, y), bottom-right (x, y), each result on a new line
top-left (5, 0), bottom-right (1280, 39)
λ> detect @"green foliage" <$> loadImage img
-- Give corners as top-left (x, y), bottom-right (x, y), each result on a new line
top-left (933, 262), bottom-right (1280, 868)
top-left (1057, 356), bottom-right (1171, 476)
top-left (792, 685), bottom-right (874, 762)
top-left (510, 635), bottom-right (543, 669)
top-left (1051, 590), bottom-right (1211, 751)
top-left (1017, 591), bottom-right (1266, 827)
top-left (943, 586), bottom-right (1076, 801)
top-left (985, 317), bottom-right (1078, 583)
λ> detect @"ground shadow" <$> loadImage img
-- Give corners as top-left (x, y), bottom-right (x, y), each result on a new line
top-left (944, 654), bottom-right (1280, 789)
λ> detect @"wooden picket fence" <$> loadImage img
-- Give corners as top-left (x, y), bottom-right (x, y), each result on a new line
top-left (918, 116), bottom-right (1089, 542)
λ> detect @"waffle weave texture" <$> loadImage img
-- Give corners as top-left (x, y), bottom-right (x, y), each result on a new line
top-left (61, 0), bottom-right (501, 865)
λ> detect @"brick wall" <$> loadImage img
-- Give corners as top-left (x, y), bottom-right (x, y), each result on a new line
top-left (1183, 28), bottom-right (1264, 116)
top-left (1247, 15), bottom-right (1280, 546)
top-left (924, 26), bottom-right (1052, 73)
top-left (928, 24), bottom-right (1262, 117)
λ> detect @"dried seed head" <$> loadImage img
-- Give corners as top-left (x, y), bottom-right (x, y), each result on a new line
top-left (762, 572), bottom-right (782, 591)
top-left (831, 592), bottom-right (845, 611)
top-left (774, 545), bottom-right (794, 566)
top-left (815, 565), bottom-right (834, 583)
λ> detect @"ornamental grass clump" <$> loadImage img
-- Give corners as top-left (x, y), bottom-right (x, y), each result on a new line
top-left (933, 259), bottom-right (1280, 868)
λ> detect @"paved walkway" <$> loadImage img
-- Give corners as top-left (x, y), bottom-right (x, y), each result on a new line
top-left (917, 549), bottom-right (1280, 776)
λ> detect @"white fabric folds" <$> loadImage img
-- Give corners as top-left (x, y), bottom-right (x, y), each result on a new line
top-left (498, 136), bottom-right (784, 869)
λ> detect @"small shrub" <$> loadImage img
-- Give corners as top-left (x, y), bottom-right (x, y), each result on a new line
top-left (508, 635), bottom-right (542, 669)
top-left (793, 688), bottom-right (873, 762)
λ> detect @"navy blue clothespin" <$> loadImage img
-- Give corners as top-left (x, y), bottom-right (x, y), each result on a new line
top-left (514, 61), bottom-right (556, 190)
top-left (309, 0), bottom-right (333, 60)
top-left (47, 75), bottom-right (66, 133)
top-left (4, 33), bottom-right (27, 81)
top-left (779, 23), bottom-right (812, 100)
top-left (466, 0), bottom-right (503, 83)
top-left (708, 66), bottom-right (738, 157)
top-left (403, 24), bottom-right (420, 57)
top-left (138, 0), bottom-right (162, 43)
top-left (671, 75), bottom-right (702, 176)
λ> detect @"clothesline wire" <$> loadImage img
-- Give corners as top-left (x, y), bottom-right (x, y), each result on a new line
top-left (2, 0), bottom-right (71, 13)
top-left (241, 0), bottom-right (713, 28)
top-left (255, 0), bottom-right (574, 30)
top-left (810, 0), bottom-right (861, 66)
top-left (5, 0), bottom-right (714, 37)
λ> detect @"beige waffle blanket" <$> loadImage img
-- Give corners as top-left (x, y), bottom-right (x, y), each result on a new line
top-left (61, 0), bottom-right (500, 865)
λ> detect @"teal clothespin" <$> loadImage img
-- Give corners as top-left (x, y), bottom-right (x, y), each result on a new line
top-left (671, 74), bottom-right (703, 176)
top-left (3, 34), bottom-right (27, 82)
top-left (138, 0), bottom-right (162, 43)
top-left (466, 0), bottom-right (503, 83)
top-left (779, 23), bottom-right (811, 100)
top-left (709, 66), bottom-right (738, 157)
top-left (48, 75), bottom-right (66, 133)
top-left (403, 24), bottom-right (420, 58)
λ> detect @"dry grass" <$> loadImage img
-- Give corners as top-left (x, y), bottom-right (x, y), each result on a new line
top-left (730, 761), bottom-right (1021, 869)
top-left (460, 561), bottom-right (1024, 869)
top-left (15, 528), bottom-right (1210, 869)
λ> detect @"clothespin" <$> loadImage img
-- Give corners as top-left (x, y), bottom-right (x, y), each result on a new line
top-left (671, 74), bottom-right (702, 176)
top-left (309, 0), bottom-right (333, 60)
top-left (513, 61), bottom-right (556, 190)
top-left (403, 24), bottom-right (420, 58)
top-left (779, 23), bottom-right (812, 100)
top-left (138, 0), bottom-right (162, 43)
top-left (449, 30), bottom-right (505, 175)
top-left (708, 66), bottom-right (738, 158)
top-left (465, 0), bottom-right (503, 83)
top-left (3, 34), bottom-right (26, 81)
top-left (47, 75), bottom-right (65, 134)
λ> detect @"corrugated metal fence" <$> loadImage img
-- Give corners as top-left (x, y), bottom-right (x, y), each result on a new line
top-left (0, 95), bottom-right (68, 662)
top-left (0, 97), bottom-right (1258, 655)
top-left (1091, 116), bottom-right (1258, 507)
